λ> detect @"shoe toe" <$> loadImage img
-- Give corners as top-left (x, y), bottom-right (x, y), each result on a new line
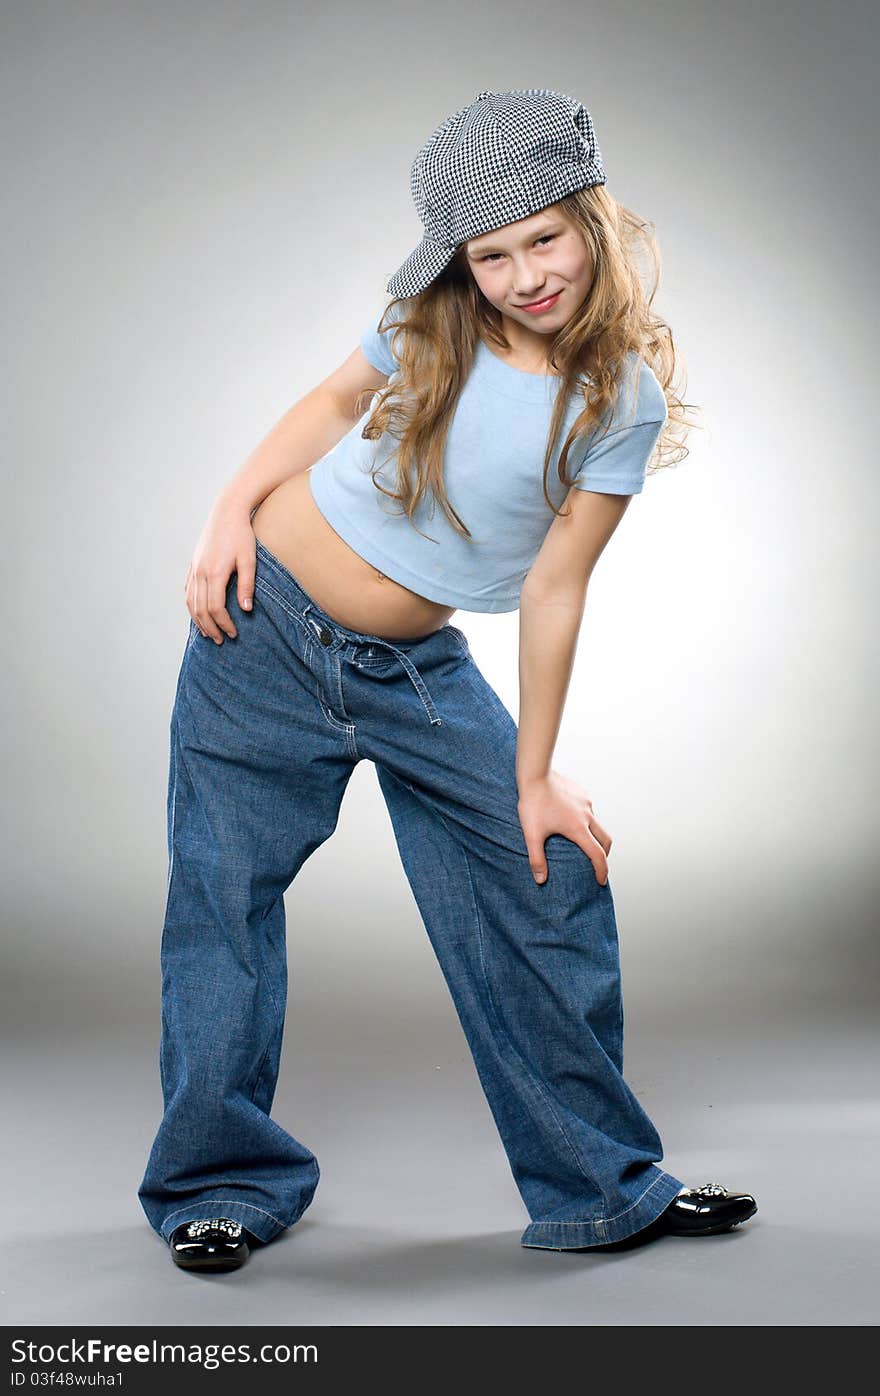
top-left (169, 1217), bottom-right (252, 1271)
top-left (661, 1182), bottom-right (758, 1234)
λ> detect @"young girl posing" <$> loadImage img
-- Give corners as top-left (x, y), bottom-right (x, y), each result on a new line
top-left (138, 87), bottom-right (757, 1272)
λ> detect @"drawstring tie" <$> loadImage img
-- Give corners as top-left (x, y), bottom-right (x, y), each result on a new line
top-left (302, 608), bottom-right (442, 727)
top-left (367, 637), bottom-right (443, 726)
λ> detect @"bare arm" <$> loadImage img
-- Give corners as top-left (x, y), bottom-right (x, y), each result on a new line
top-left (187, 346), bottom-right (387, 641)
top-left (516, 487), bottom-right (634, 885)
top-left (221, 347), bottom-right (389, 514)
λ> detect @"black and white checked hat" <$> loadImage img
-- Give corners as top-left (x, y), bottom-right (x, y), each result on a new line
top-left (386, 88), bottom-right (606, 298)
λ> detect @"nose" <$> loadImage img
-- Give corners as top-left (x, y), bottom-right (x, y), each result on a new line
top-left (511, 258), bottom-right (548, 298)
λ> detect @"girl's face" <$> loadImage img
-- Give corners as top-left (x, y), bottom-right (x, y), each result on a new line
top-left (462, 206), bottom-right (594, 335)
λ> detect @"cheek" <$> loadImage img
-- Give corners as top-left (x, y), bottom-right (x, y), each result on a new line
top-left (475, 262), bottom-right (499, 280)
top-left (565, 249), bottom-right (594, 285)
top-left (555, 250), bottom-right (588, 283)
top-left (473, 270), bottom-right (505, 306)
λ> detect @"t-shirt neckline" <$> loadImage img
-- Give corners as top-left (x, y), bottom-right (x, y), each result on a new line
top-left (475, 338), bottom-right (562, 402)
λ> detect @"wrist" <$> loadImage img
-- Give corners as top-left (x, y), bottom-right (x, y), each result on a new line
top-left (213, 486), bottom-right (259, 519)
top-left (516, 767), bottom-right (551, 795)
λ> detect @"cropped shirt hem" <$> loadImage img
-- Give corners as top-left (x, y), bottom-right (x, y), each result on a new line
top-left (308, 468), bottom-right (520, 614)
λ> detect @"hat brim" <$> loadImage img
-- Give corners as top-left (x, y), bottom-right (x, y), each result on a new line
top-left (386, 233), bottom-right (458, 298)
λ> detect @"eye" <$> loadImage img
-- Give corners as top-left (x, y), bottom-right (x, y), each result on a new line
top-left (480, 234), bottom-right (555, 262)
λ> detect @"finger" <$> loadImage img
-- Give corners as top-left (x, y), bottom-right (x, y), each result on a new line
top-left (207, 572), bottom-right (236, 641)
top-left (237, 553), bottom-right (256, 613)
top-left (577, 829), bottom-right (610, 885)
top-left (587, 816), bottom-right (613, 857)
top-left (185, 575), bottom-right (204, 636)
top-left (523, 834), bottom-right (548, 885)
top-left (194, 572), bottom-right (224, 644)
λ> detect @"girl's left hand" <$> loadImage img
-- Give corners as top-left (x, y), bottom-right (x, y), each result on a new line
top-left (517, 770), bottom-right (612, 886)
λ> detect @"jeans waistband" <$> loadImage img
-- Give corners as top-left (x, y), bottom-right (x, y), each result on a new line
top-left (254, 537), bottom-right (444, 727)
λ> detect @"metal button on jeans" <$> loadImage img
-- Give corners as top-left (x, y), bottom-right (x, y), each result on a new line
top-left (318, 628), bottom-right (332, 647)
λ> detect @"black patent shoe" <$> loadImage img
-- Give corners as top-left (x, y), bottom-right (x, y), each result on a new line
top-left (169, 1217), bottom-right (254, 1271)
top-left (656, 1181), bottom-right (758, 1236)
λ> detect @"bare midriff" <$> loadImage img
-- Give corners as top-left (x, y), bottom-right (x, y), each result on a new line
top-left (250, 470), bottom-right (457, 642)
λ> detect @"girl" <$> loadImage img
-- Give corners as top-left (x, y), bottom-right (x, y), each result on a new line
top-left (138, 88), bottom-right (757, 1273)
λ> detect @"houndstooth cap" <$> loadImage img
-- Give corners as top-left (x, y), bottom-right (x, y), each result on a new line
top-left (386, 88), bottom-right (606, 298)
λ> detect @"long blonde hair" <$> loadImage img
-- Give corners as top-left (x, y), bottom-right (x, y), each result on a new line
top-left (357, 184), bottom-right (697, 541)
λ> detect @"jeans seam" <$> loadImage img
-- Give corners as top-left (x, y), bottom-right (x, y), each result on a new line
top-left (599, 1171), bottom-right (676, 1225)
top-left (250, 1023), bottom-right (278, 1105)
top-left (165, 725), bottom-right (179, 906)
top-left (163, 1199), bottom-right (288, 1230)
top-left (315, 676), bottom-right (353, 731)
top-left (254, 575), bottom-right (315, 649)
top-left (249, 901), bottom-right (283, 1106)
top-left (531, 1173), bottom-right (678, 1227)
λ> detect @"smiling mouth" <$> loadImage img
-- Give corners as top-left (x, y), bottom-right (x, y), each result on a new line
top-left (516, 291), bottom-right (561, 309)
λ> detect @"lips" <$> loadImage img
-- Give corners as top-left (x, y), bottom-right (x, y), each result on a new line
top-left (517, 291), bottom-right (561, 310)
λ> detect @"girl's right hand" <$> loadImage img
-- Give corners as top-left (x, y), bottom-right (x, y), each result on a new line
top-left (184, 497), bottom-right (257, 644)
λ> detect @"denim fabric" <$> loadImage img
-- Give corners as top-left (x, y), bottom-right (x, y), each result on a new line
top-left (137, 537), bottom-right (683, 1250)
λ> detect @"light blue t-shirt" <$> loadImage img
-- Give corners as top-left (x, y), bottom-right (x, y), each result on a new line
top-left (307, 307), bottom-right (667, 613)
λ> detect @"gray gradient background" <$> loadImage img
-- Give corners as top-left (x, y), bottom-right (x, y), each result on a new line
top-left (2, 0), bottom-right (877, 1327)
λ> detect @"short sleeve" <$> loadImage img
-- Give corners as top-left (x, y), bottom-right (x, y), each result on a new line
top-left (572, 419), bottom-right (664, 495)
top-left (572, 357), bottom-right (667, 495)
top-left (359, 303), bottom-right (405, 377)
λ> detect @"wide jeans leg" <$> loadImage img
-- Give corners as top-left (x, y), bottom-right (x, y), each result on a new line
top-left (137, 583), bottom-right (357, 1244)
top-left (358, 650), bottom-right (684, 1249)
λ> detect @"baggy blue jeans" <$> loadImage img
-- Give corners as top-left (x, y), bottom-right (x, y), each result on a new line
top-left (137, 538), bottom-right (684, 1250)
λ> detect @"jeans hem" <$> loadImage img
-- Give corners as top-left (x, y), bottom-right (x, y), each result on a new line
top-left (519, 1170), bottom-right (685, 1250)
top-left (159, 1198), bottom-right (306, 1245)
